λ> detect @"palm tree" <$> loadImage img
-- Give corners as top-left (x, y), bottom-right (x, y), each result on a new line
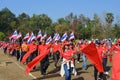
top-left (105, 13), bottom-right (114, 25)
top-left (105, 13), bottom-right (114, 38)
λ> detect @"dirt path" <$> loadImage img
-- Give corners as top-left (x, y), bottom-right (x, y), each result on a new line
top-left (0, 50), bottom-right (33, 80)
top-left (0, 50), bottom-right (112, 80)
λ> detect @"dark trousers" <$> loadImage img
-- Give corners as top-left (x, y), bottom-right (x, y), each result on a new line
top-left (20, 51), bottom-right (26, 61)
top-left (4, 47), bottom-right (7, 54)
top-left (16, 50), bottom-right (20, 61)
top-left (102, 58), bottom-right (107, 72)
top-left (29, 52), bottom-right (37, 61)
top-left (94, 66), bottom-right (106, 80)
top-left (12, 49), bottom-right (16, 56)
top-left (29, 52), bottom-right (37, 69)
top-left (77, 53), bottom-right (81, 61)
top-left (53, 51), bottom-right (60, 67)
top-left (40, 55), bottom-right (49, 75)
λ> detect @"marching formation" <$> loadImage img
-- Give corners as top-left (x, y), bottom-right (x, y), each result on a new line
top-left (0, 30), bottom-right (120, 80)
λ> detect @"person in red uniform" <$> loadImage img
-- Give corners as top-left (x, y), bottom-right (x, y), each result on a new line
top-left (28, 40), bottom-right (37, 63)
top-left (57, 43), bottom-right (75, 80)
top-left (110, 39), bottom-right (120, 80)
top-left (80, 40), bottom-right (88, 70)
top-left (12, 41), bottom-right (17, 56)
top-left (21, 40), bottom-right (37, 64)
top-left (7, 43), bottom-right (13, 55)
top-left (52, 41), bottom-right (61, 68)
top-left (38, 39), bottom-right (50, 78)
top-left (15, 41), bottom-right (21, 61)
top-left (101, 42), bottom-right (109, 75)
top-left (94, 41), bottom-right (104, 80)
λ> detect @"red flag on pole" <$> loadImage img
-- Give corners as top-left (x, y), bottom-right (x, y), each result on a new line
top-left (81, 42), bottom-right (104, 72)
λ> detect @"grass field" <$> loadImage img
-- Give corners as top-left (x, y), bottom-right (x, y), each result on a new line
top-left (0, 50), bottom-right (112, 80)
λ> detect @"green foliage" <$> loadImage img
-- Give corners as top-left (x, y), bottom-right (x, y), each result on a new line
top-left (0, 32), bottom-right (6, 40)
top-left (0, 7), bottom-right (120, 41)
top-left (105, 13), bottom-right (114, 24)
top-left (55, 24), bottom-right (70, 36)
top-left (0, 7), bottom-right (16, 35)
top-left (29, 14), bottom-right (52, 32)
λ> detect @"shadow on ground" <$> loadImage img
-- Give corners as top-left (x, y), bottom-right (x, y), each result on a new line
top-left (72, 77), bottom-right (84, 80)
top-left (33, 73), bottom-right (60, 80)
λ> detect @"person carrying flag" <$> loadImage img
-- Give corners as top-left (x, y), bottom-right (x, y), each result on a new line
top-left (94, 41), bottom-right (105, 80)
top-left (12, 41), bottom-right (17, 56)
top-left (3, 42), bottom-right (8, 54)
top-left (38, 39), bottom-right (50, 78)
top-left (101, 42), bottom-right (109, 75)
top-left (7, 42), bottom-right (13, 55)
top-left (15, 41), bottom-right (21, 61)
top-left (79, 40), bottom-right (88, 70)
top-left (52, 40), bottom-right (61, 68)
top-left (69, 42), bottom-right (77, 76)
top-left (57, 42), bottom-right (76, 80)
top-left (110, 39), bottom-right (120, 80)
top-left (21, 39), bottom-right (38, 64)
top-left (28, 40), bottom-right (37, 63)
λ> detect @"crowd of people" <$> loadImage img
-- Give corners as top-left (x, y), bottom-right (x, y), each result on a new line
top-left (0, 38), bottom-right (120, 80)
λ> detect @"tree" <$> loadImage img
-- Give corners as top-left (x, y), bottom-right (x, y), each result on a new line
top-left (105, 13), bottom-right (114, 25)
top-left (55, 24), bottom-right (70, 36)
top-left (0, 32), bottom-right (6, 40)
top-left (0, 8), bottom-right (16, 35)
top-left (111, 24), bottom-right (120, 38)
top-left (57, 18), bottom-right (66, 24)
top-left (18, 13), bottom-right (30, 21)
top-left (17, 13), bottom-right (30, 35)
top-left (91, 14), bottom-right (102, 39)
top-left (105, 13), bottom-right (114, 38)
top-left (65, 12), bottom-right (74, 24)
top-left (76, 14), bottom-right (86, 39)
top-left (30, 14), bottom-right (52, 33)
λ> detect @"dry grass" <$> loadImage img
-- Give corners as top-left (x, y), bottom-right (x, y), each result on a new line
top-left (0, 50), bottom-right (112, 80)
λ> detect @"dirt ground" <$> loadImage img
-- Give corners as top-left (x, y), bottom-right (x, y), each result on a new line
top-left (0, 50), bottom-right (112, 80)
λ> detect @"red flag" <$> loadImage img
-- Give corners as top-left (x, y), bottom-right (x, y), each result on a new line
top-left (21, 50), bottom-right (34, 64)
top-left (112, 48), bottom-right (120, 80)
top-left (25, 49), bottom-right (50, 73)
top-left (109, 44), bottom-right (116, 63)
top-left (81, 42), bottom-right (104, 72)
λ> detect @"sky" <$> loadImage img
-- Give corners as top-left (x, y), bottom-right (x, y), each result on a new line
top-left (0, 0), bottom-right (120, 22)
